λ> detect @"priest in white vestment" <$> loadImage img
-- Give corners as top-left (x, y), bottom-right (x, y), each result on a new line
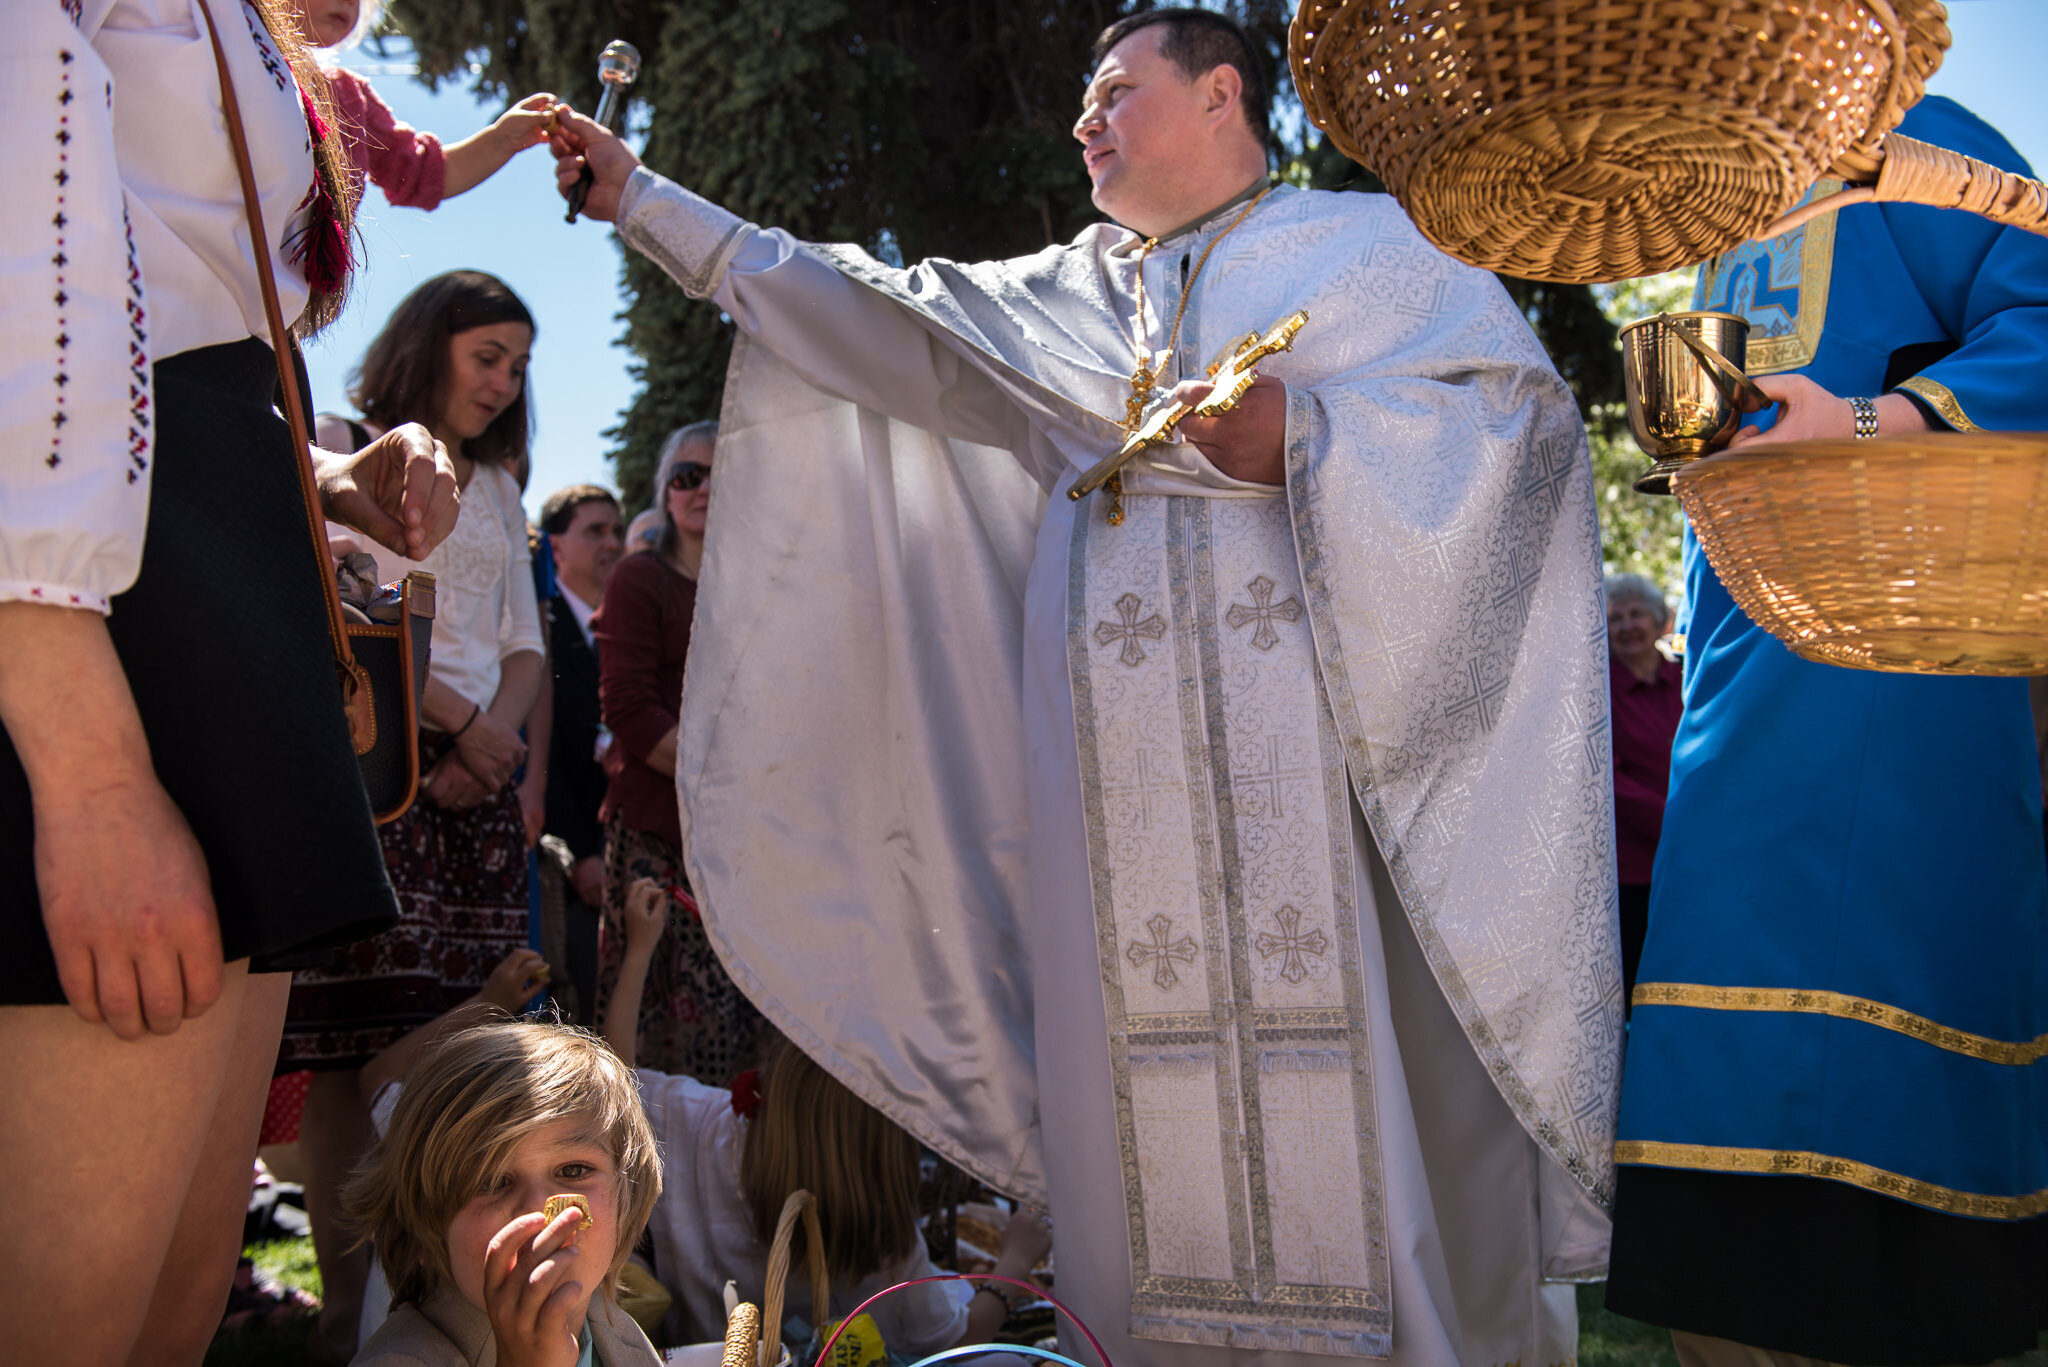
top-left (552, 11), bottom-right (1622, 1363)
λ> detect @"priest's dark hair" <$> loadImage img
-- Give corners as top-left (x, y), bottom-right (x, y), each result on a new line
top-left (1091, 8), bottom-right (1270, 144)
top-left (348, 270), bottom-right (536, 470)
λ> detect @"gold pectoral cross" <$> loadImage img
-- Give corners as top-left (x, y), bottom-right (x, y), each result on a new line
top-left (1073, 309), bottom-right (1309, 516)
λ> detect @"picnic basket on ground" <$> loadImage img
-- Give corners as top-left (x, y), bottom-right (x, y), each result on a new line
top-left (1288, 0), bottom-right (2048, 283)
top-left (1670, 432), bottom-right (2048, 674)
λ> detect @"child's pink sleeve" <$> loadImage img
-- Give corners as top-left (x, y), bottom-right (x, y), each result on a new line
top-left (328, 67), bottom-right (447, 211)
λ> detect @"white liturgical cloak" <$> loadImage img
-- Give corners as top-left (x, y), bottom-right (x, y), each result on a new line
top-left (618, 168), bottom-right (1622, 1364)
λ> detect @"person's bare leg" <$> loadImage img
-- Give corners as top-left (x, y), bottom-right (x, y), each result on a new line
top-left (0, 961), bottom-right (253, 1367)
top-left (299, 1065), bottom-right (373, 1364)
top-left (126, 970), bottom-right (292, 1367)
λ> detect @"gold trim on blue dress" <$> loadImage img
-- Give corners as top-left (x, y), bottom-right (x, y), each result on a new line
top-left (1632, 982), bottom-right (2048, 1065)
top-left (1614, 1141), bottom-right (2048, 1219)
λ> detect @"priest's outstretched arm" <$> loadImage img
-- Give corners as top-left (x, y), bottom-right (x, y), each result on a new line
top-left (550, 109), bottom-right (1023, 450)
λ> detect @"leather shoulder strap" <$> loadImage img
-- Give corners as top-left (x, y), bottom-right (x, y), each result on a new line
top-left (194, 0), bottom-right (355, 669)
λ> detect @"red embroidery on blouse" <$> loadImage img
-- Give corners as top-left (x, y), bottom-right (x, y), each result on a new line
top-left (124, 209), bottom-right (149, 477)
top-left (49, 46), bottom-right (72, 472)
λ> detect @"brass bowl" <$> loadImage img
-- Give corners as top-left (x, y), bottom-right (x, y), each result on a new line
top-left (1620, 311), bottom-right (1753, 495)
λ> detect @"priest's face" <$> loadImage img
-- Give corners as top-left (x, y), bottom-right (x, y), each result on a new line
top-left (1075, 28), bottom-right (1215, 230)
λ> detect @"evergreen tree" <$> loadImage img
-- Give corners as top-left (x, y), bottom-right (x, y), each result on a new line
top-left (394, 0), bottom-right (1680, 586)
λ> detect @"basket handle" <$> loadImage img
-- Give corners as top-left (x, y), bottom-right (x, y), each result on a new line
top-left (814, 1274), bottom-right (1114, 1367)
top-left (1761, 132), bottom-right (2048, 242)
top-left (760, 1190), bottom-right (831, 1367)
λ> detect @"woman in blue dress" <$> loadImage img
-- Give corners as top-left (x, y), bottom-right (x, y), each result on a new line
top-left (1606, 96), bottom-right (2048, 1365)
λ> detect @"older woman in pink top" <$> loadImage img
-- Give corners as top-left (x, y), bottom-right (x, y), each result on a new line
top-left (1605, 572), bottom-right (1683, 1015)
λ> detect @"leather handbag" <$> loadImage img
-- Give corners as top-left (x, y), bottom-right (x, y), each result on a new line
top-left (198, 0), bottom-right (433, 823)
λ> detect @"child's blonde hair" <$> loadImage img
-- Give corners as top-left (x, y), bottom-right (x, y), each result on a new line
top-left (343, 1020), bottom-right (661, 1307)
top-left (741, 1037), bottom-right (922, 1288)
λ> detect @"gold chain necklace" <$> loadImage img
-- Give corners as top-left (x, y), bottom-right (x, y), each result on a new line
top-left (1108, 184), bottom-right (1275, 524)
top-left (1123, 184), bottom-right (1275, 434)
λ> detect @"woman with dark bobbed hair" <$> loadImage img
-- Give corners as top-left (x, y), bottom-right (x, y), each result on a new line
top-left (281, 269), bottom-right (548, 1362)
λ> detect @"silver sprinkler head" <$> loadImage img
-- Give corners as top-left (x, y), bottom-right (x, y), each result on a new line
top-left (592, 40), bottom-right (641, 129)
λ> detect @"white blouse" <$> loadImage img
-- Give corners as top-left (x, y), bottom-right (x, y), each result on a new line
top-left (1, 0), bottom-right (315, 614)
top-left (378, 462), bottom-right (545, 713)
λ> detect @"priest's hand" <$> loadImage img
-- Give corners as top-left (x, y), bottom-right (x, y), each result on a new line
top-left (549, 108), bottom-right (642, 224)
top-left (1172, 375), bottom-right (1287, 486)
top-left (1729, 374), bottom-right (1930, 447)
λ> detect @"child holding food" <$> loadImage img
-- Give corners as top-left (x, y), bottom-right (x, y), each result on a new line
top-left (343, 1019), bottom-right (664, 1366)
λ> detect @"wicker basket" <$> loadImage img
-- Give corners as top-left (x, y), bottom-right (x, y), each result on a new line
top-left (719, 1190), bottom-right (829, 1367)
top-left (1289, 0), bottom-right (2048, 283)
top-left (1670, 432), bottom-right (2048, 674)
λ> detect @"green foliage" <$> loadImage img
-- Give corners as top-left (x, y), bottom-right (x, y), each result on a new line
top-left (1587, 271), bottom-right (1693, 593)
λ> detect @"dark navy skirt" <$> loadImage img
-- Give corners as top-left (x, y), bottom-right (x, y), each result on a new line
top-left (0, 338), bottom-right (399, 1004)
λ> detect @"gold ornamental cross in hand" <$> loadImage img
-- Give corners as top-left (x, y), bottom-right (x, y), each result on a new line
top-left (1070, 309), bottom-right (1309, 502)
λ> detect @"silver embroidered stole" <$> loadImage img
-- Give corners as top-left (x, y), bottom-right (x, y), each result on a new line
top-left (1071, 493), bottom-right (1391, 1356)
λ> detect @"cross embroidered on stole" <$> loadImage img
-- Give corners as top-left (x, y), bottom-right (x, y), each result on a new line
top-left (1068, 492), bottom-right (1392, 1357)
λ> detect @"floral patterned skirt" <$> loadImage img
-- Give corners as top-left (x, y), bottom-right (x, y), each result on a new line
top-left (279, 732), bottom-right (531, 1071)
top-left (593, 812), bottom-right (767, 1085)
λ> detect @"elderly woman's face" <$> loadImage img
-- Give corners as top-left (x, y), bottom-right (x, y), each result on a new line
top-left (665, 439), bottom-right (714, 540)
top-left (1606, 597), bottom-right (1666, 659)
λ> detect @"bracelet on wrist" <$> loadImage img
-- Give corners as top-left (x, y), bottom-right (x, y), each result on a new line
top-left (1849, 395), bottom-right (1879, 440)
top-left (451, 702), bottom-right (482, 739)
top-left (973, 1285), bottom-right (1013, 1312)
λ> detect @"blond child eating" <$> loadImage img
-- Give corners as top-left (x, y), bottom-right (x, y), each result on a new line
top-left (344, 1021), bottom-right (664, 1367)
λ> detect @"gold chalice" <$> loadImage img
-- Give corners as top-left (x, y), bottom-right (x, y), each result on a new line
top-left (1620, 311), bottom-right (1771, 495)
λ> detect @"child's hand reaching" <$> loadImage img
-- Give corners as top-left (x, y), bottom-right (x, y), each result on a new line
top-left (601, 880), bottom-right (666, 1066)
top-left (479, 948), bottom-right (550, 1015)
top-left (996, 1205), bottom-right (1054, 1272)
top-left (623, 877), bottom-right (667, 957)
top-left (443, 93), bottom-right (567, 200)
top-left (491, 93), bottom-right (564, 158)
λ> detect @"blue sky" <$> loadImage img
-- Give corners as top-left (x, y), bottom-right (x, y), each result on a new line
top-left (304, 0), bottom-right (2048, 520)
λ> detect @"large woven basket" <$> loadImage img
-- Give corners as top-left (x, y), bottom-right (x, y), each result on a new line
top-left (1289, 0), bottom-right (2048, 283)
top-left (1670, 433), bottom-right (2048, 674)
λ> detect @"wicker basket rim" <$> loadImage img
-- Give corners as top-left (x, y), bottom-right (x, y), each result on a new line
top-left (1298, 75), bottom-right (1820, 199)
top-left (1617, 310), bottom-right (1751, 339)
top-left (1670, 432), bottom-right (2048, 486)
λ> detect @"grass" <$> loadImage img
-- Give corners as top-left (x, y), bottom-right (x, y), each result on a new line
top-left (1578, 1282), bottom-right (1682, 1367)
top-left (200, 1241), bottom-right (324, 1367)
top-left (210, 1237), bottom-right (2044, 1367)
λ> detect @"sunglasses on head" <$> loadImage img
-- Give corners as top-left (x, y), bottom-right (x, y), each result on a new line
top-left (667, 461), bottom-right (711, 492)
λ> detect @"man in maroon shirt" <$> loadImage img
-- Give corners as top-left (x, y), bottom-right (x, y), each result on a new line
top-left (1606, 573), bottom-right (1683, 1013)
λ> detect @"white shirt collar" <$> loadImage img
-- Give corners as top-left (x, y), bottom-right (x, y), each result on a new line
top-left (559, 580), bottom-right (598, 647)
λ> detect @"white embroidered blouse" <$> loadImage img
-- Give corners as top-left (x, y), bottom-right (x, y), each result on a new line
top-left (376, 461), bottom-right (546, 715)
top-left (2, 0), bottom-right (316, 614)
